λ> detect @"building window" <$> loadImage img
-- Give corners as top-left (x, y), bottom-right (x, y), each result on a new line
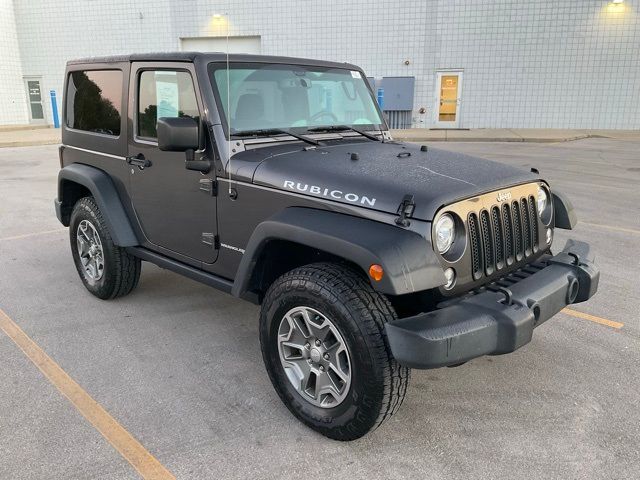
top-left (137, 70), bottom-right (200, 140)
top-left (65, 70), bottom-right (122, 136)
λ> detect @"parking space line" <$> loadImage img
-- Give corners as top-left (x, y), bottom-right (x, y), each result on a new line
top-left (579, 221), bottom-right (640, 235)
top-left (0, 228), bottom-right (67, 242)
top-left (0, 308), bottom-right (175, 480)
top-left (562, 308), bottom-right (623, 329)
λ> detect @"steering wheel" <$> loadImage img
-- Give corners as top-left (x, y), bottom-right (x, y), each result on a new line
top-left (310, 110), bottom-right (338, 122)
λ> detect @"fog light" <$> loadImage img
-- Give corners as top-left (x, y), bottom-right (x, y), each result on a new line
top-left (546, 228), bottom-right (553, 245)
top-left (444, 268), bottom-right (456, 290)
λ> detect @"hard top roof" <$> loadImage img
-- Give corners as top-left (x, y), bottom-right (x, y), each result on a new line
top-left (66, 52), bottom-right (359, 70)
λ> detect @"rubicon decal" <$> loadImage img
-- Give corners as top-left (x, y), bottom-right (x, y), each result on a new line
top-left (283, 180), bottom-right (376, 207)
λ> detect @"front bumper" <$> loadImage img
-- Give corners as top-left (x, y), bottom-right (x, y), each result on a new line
top-left (386, 240), bottom-right (599, 369)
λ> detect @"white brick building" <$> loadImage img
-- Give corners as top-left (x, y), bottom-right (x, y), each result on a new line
top-left (1, 0), bottom-right (639, 129)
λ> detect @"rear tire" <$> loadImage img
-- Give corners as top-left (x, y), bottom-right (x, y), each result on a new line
top-left (260, 262), bottom-right (410, 440)
top-left (69, 197), bottom-right (141, 300)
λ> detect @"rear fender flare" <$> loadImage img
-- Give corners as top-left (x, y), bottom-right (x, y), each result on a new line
top-left (57, 163), bottom-right (138, 246)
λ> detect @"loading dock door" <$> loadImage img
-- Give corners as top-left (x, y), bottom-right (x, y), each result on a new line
top-left (180, 36), bottom-right (261, 54)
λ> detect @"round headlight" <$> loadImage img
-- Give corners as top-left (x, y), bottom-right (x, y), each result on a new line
top-left (537, 187), bottom-right (549, 218)
top-left (435, 214), bottom-right (455, 254)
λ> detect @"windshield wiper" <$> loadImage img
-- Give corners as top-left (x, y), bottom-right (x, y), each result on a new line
top-left (306, 125), bottom-right (380, 142)
top-left (232, 128), bottom-right (320, 146)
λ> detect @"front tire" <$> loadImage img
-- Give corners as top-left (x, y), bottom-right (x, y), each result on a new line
top-left (69, 197), bottom-right (141, 300)
top-left (260, 262), bottom-right (410, 440)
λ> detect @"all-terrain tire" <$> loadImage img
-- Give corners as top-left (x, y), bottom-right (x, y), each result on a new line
top-left (69, 197), bottom-right (141, 300)
top-left (260, 262), bottom-right (410, 440)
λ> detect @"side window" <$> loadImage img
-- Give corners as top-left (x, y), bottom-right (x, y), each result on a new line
top-left (66, 70), bottom-right (123, 136)
top-left (137, 70), bottom-right (200, 140)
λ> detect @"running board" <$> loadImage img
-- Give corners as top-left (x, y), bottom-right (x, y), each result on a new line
top-left (126, 247), bottom-right (234, 295)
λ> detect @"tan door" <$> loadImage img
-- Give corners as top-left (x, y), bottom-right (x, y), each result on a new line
top-left (434, 71), bottom-right (462, 128)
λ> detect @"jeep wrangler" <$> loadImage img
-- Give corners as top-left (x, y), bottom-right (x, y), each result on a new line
top-left (55, 53), bottom-right (599, 440)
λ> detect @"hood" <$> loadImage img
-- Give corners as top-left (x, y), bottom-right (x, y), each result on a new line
top-left (235, 140), bottom-right (540, 220)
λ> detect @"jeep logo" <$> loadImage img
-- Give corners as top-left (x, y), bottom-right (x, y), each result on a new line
top-left (283, 180), bottom-right (376, 207)
top-left (496, 191), bottom-right (512, 202)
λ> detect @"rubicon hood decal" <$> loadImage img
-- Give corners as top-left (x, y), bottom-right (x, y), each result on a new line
top-left (283, 180), bottom-right (377, 207)
top-left (231, 141), bottom-right (540, 220)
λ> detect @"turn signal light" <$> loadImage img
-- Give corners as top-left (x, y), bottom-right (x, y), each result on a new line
top-left (369, 264), bottom-right (384, 282)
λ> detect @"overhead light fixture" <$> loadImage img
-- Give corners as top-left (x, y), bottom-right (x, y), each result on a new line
top-left (606, 0), bottom-right (626, 13)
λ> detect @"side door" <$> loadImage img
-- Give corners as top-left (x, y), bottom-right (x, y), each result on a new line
top-left (434, 71), bottom-right (463, 128)
top-left (128, 62), bottom-right (218, 265)
top-left (24, 77), bottom-right (46, 124)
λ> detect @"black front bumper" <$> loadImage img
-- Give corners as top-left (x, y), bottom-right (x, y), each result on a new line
top-left (386, 240), bottom-right (599, 369)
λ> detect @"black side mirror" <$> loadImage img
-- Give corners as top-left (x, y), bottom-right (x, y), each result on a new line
top-left (157, 117), bottom-right (199, 152)
top-left (157, 117), bottom-right (210, 173)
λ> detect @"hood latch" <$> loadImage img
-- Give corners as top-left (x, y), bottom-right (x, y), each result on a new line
top-left (395, 194), bottom-right (415, 227)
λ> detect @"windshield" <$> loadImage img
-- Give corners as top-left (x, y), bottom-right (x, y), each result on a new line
top-left (208, 62), bottom-right (384, 136)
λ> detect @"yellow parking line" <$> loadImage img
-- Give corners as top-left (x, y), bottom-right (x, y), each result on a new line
top-left (0, 308), bottom-right (175, 480)
top-left (0, 228), bottom-right (67, 241)
top-left (579, 221), bottom-right (640, 235)
top-left (562, 308), bottom-right (623, 329)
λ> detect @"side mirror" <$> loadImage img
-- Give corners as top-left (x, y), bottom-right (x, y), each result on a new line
top-left (157, 116), bottom-right (210, 173)
top-left (157, 117), bottom-right (199, 152)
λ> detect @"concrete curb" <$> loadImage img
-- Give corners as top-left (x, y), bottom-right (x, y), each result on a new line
top-left (0, 140), bottom-right (61, 148)
top-left (392, 133), bottom-right (593, 143)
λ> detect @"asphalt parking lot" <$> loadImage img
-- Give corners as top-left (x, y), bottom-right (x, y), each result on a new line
top-left (1, 138), bottom-right (638, 479)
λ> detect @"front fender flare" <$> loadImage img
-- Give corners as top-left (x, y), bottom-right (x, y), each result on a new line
top-left (232, 207), bottom-right (446, 298)
top-left (552, 190), bottom-right (577, 230)
top-left (57, 163), bottom-right (138, 246)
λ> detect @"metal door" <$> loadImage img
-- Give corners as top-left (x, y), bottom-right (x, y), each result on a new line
top-left (128, 62), bottom-right (218, 264)
top-left (24, 78), bottom-right (45, 124)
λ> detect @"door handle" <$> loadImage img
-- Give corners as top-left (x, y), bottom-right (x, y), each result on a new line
top-left (126, 153), bottom-right (151, 168)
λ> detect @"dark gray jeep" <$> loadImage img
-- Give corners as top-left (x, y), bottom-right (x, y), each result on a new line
top-left (55, 53), bottom-right (599, 440)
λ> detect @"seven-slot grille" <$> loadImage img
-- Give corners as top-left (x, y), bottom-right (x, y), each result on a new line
top-left (468, 196), bottom-right (539, 280)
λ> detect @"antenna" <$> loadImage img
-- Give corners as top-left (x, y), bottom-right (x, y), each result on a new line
top-left (224, 13), bottom-right (232, 196)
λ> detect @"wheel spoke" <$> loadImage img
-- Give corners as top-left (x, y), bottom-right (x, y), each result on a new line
top-left (77, 236), bottom-right (89, 256)
top-left (287, 314), bottom-right (311, 343)
top-left (315, 370), bottom-right (338, 394)
top-left (327, 363), bottom-right (349, 388)
top-left (301, 309), bottom-right (329, 339)
top-left (302, 370), bottom-right (317, 398)
top-left (79, 224), bottom-right (92, 243)
top-left (281, 341), bottom-right (305, 359)
top-left (299, 309), bottom-right (319, 338)
top-left (95, 257), bottom-right (104, 275)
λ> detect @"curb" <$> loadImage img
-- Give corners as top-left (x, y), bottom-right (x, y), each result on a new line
top-left (392, 134), bottom-right (592, 143)
top-left (0, 140), bottom-right (61, 148)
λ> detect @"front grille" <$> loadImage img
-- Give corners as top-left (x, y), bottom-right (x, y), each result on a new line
top-left (468, 213), bottom-right (482, 279)
top-left (468, 197), bottom-right (539, 281)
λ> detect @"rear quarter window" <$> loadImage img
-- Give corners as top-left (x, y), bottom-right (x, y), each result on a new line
top-left (65, 70), bottom-right (123, 136)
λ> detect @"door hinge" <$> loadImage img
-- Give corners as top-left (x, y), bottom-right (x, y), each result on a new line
top-left (202, 233), bottom-right (221, 249)
top-left (202, 232), bottom-right (215, 247)
top-left (199, 178), bottom-right (217, 196)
